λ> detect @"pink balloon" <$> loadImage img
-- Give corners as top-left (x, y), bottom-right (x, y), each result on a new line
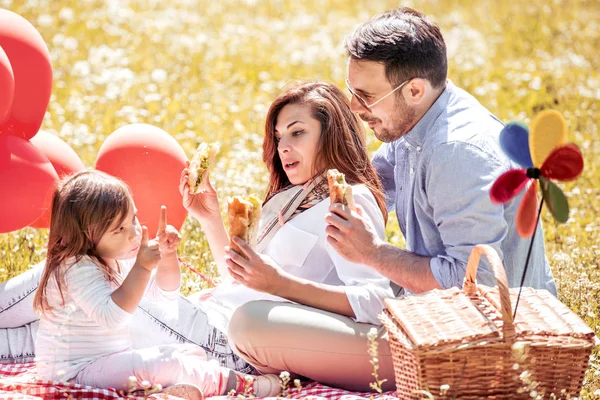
top-left (0, 135), bottom-right (58, 233)
top-left (0, 9), bottom-right (52, 140)
top-left (95, 124), bottom-right (188, 235)
top-left (0, 45), bottom-right (14, 124)
top-left (29, 131), bottom-right (86, 228)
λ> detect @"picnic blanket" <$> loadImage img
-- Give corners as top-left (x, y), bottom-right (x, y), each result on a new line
top-left (0, 362), bottom-right (397, 400)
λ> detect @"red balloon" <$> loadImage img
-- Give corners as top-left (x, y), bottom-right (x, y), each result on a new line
top-left (29, 131), bottom-right (86, 228)
top-left (0, 45), bottom-right (14, 124)
top-left (0, 135), bottom-right (58, 233)
top-left (0, 9), bottom-right (52, 140)
top-left (95, 124), bottom-right (188, 235)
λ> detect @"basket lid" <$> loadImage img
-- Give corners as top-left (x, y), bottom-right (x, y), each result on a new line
top-left (384, 287), bottom-right (502, 349)
top-left (481, 286), bottom-right (598, 341)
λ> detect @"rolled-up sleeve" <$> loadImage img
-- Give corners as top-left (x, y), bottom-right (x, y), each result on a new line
top-left (371, 143), bottom-right (397, 212)
top-left (425, 142), bottom-right (509, 289)
top-left (326, 188), bottom-right (394, 324)
top-left (64, 260), bottom-right (132, 329)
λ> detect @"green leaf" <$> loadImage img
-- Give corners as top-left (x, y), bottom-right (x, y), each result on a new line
top-left (540, 177), bottom-right (569, 223)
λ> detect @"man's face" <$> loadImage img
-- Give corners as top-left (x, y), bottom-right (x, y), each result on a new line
top-left (347, 59), bottom-right (417, 142)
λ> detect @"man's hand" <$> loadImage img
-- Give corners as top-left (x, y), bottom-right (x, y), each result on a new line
top-left (325, 203), bottom-right (382, 266)
top-left (156, 205), bottom-right (181, 255)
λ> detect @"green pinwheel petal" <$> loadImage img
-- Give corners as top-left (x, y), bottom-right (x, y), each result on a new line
top-left (540, 177), bottom-right (569, 223)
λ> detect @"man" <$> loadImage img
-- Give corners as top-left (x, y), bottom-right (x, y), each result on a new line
top-left (228, 7), bottom-right (556, 392)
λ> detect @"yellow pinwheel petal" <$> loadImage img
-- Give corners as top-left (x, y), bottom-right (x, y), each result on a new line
top-left (529, 110), bottom-right (568, 167)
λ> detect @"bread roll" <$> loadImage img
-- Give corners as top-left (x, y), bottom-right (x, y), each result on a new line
top-left (227, 194), bottom-right (261, 255)
top-left (188, 142), bottom-right (220, 194)
top-left (327, 169), bottom-right (355, 210)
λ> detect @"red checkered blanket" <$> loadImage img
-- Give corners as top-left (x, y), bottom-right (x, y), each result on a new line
top-left (0, 363), bottom-right (397, 400)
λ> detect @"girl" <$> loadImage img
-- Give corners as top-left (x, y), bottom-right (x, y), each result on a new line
top-left (179, 81), bottom-right (393, 342)
top-left (33, 170), bottom-right (279, 399)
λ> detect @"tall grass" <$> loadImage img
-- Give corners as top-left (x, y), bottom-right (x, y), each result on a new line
top-left (1, 0), bottom-right (598, 397)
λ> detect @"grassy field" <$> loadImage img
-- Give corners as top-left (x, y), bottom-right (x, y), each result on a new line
top-left (1, 0), bottom-right (599, 397)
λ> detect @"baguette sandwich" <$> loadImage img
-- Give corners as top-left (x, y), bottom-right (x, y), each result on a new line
top-left (227, 194), bottom-right (261, 254)
top-left (327, 169), bottom-right (355, 210)
top-left (188, 142), bottom-right (220, 194)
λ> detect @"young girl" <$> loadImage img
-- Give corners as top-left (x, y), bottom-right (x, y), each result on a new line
top-left (33, 170), bottom-right (279, 398)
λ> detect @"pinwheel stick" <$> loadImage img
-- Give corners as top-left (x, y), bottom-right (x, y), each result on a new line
top-left (513, 193), bottom-right (546, 319)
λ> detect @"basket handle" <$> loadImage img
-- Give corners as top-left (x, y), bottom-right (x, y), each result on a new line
top-left (462, 244), bottom-right (516, 339)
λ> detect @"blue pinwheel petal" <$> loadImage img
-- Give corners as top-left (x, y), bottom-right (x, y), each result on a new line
top-left (500, 122), bottom-right (534, 168)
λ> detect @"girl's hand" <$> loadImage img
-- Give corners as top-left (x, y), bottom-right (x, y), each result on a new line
top-left (179, 161), bottom-right (221, 222)
top-left (156, 206), bottom-right (182, 255)
top-left (136, 226), bottom-right (161, 271)
top-left (224, 236), bottom-right (289, 295)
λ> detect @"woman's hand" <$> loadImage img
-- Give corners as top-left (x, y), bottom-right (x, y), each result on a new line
top-left (156, 205), bottom-right (181, 255)
top-left (225, 236), bottom-right (290, 295)
top-left (179, 161), bottom-right (221, 222)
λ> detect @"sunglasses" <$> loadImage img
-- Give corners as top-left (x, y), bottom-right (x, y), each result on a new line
top-left (345, 78), bottom-right (412, 113)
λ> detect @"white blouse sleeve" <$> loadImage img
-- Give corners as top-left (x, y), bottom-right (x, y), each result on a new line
top-left (326, 186), bottom-right (394, 325)
top-left (64, 259), bottom-right (132, 329)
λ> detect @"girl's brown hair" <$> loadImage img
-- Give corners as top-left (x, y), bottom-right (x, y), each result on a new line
top-left (263, 81), bottom-right (387, 222)
top-left (33, 170), bottom-right (133, 314)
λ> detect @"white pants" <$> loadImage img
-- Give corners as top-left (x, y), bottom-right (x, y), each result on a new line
top-left (75, 344), bottom-right (227, 397)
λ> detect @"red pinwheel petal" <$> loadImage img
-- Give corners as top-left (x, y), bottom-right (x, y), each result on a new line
top-left (516, 182), bottom-right (538, 238)
top-left (540, 143), bottom-right (584, 181)
top-left (490, 169), bottom-right (529, 204)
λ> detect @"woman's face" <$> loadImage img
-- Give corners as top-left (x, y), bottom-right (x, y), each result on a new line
top-left (274, 103), bottom-right (322, 185)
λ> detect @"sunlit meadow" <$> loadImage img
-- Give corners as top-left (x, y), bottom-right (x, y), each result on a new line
top-left (1, 0), bottom-right (599, 397)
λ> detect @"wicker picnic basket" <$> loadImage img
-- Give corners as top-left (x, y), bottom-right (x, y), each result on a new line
top-left (379, 244), bottom-right (599, 399)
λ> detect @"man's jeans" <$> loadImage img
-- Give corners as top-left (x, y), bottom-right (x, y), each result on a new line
top-left (0, 262), bottom-right (253, 373)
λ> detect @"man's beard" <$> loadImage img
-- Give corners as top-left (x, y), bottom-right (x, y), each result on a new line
top-left (360, 97), bottom-right (417, 143)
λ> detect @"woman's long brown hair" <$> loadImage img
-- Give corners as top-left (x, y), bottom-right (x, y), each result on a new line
top-left (33, 170), bottom-right (133, 315)
top-left (263, 81), bottom-right (387, 222)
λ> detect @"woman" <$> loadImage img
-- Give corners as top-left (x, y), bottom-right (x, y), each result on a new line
top-left (0, 81), bottom-right (393, 391)
top-left (179, 81), bottom-right (391, 336)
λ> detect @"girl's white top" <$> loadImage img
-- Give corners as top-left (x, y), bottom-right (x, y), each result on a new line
top-left (35, 258), bottom-right (178, 381)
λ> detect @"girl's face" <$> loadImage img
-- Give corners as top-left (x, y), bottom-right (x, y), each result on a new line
top-left (96, 199), bottom-right (142, 264)
top-left (275, 103), bottom-right (322, 185)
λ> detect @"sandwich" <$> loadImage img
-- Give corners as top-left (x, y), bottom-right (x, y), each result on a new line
top-left (327, 169), bottom-right (355, 210)
top-left (188, 142), bottom-right (220, 194)
top-left (227, 194), bottom-right (261, 254)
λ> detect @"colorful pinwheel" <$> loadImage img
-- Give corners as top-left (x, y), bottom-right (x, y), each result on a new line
top-left (490, 110), bottom-right (584, 238)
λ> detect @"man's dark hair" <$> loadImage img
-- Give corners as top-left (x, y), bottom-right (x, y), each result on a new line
top-left (345, 7), bottom-right (447, 89)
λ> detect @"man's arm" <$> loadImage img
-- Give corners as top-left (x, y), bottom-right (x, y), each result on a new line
top-left (368, 242), bottom-right (440, 293)
top-left (325, 205), bottom-right (440, 293)
top-left (327, 139), bottom-right (510, 292)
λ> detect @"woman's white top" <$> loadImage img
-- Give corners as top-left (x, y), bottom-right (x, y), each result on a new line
top-left (202, 184), bottom-right (394, 333)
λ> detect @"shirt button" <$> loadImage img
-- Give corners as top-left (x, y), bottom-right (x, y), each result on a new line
top-left (410, 168), bottom-right (414, 175)
top-left (416, 146), bottom-right (421, 151)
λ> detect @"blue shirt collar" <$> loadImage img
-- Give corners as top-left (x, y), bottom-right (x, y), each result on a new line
top-left (402, 79), bottom-right (453, 148)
